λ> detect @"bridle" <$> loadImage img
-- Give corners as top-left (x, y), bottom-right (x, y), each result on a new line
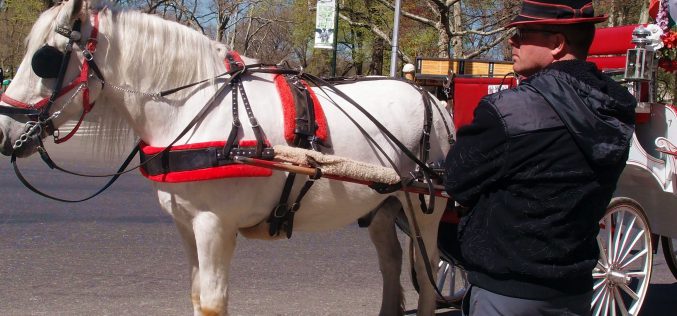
top-left (0, 11), bottom-right (104, 148)
top-left (0, 10), bottom-right (244, 202)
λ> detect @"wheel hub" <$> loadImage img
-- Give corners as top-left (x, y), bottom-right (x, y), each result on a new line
top-left (606, 266), bottom-right (631, 286)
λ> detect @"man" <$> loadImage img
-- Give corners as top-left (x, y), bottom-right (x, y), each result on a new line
top-left (444, 0), bottom-right (637, 315)
top-left (402, 63), bottom-right (416, 81)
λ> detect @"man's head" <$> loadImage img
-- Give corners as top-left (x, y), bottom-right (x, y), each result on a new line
top-left (402, 63), bottom-right (415, 81)
top-left (506, 0), bottom-right (607, 77)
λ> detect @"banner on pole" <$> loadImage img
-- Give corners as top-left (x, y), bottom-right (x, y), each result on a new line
top-left (314, 0), bottom-right (336, 50)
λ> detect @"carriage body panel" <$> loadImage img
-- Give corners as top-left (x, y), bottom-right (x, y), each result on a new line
top-left (615, 103), bottom-right (677, 237)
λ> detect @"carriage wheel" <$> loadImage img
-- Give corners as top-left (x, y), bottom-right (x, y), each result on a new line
top-left (661, 236), bottom-right (677, 280)
top-left (408, 239), bottom-right (469, 307)
top-left (592, 197), bottom-right (653, 316)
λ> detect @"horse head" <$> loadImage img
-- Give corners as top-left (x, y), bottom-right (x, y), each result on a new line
top-left (0, 0), bottom-right (102, 157)
top-left (0, 0), bottom-right (235, 157)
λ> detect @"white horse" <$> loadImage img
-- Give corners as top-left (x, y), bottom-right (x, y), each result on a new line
top-left (0, 1), bottom-right (453, 315)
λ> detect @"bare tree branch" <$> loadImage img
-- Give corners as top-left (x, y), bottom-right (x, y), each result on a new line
top-left (338, 12), bottom-right (413, 64)
top-left (463, 30), bottom-right (511, 59)
top-left (376, 0), bottom-right (438, 27)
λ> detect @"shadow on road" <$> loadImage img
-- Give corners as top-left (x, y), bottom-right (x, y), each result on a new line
top-left (405, 307), bottom-right (461, 315)
top-left (403, 282), bottom-right (677, 316)
top-left (640, 282), bottom-right (677, 315)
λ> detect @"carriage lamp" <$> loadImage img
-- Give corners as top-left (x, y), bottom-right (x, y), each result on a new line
top-left (624, 26), bottom-right (654, 81)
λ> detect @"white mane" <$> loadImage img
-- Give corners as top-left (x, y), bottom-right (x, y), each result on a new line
top-left (76, 2), bottom-right (226, 156)
top-left (25, 7), bottom-right (62, 53)
top-left (107, 10), bottom-right (224, 94)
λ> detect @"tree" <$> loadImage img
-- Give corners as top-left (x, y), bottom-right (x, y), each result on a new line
top-left (0, 0), bottom-right (45, 78)
top-left (599, 0), bottom-right (649, 26)
top-left (335, 0), bottom-right (518, 76)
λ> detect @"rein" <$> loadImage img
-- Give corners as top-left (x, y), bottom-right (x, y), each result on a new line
top-left (295, 71), bottom-right (448, 214)
top-left (249, 68), bottom-right (449, 183)
top-left (10, 62), bottom-right (450, 204)
top-left (7, 51), bottom-right (453, 304)
top-left (4, 16), bottom-right (451, 210)
top-left (10, 62), bottom-right (245, 201)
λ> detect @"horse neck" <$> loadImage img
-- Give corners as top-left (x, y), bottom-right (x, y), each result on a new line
top-left (95, 9), bottom-right (226, 145)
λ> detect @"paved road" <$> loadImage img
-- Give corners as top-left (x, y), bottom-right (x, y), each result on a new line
top-left (0, 139), bottom-right (676, 315)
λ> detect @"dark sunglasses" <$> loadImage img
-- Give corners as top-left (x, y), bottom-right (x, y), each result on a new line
top-left (511, 28), bottom-right (560, 42)
top-left (31, 45), bottom-right (65, 79)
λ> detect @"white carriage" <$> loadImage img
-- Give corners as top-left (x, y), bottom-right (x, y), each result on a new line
top-left (595, 24), bottom-right (677, 315)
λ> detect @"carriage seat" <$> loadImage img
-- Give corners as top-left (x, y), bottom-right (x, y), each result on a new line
top-left (587, 25), bottom-right (639, 71)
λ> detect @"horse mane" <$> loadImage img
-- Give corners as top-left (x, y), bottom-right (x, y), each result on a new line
top-left (80, 1), bottom-right (228, 156)
top-left (25, 7), bottom-right (62, 53)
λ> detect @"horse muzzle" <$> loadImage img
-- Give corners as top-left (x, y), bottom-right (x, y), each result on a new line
top-left (0, 114), bottom-right (43, 157)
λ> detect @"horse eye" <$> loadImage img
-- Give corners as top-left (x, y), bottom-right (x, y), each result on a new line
top-left (31, 45), bottom-right (64, 79)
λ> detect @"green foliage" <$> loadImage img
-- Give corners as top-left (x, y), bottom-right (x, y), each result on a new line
top-left (0, 0), bottom-right (46, 76)
top-left (401, 27), bottom-right (438, 59)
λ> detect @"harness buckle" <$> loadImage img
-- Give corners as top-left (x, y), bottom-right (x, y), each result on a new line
top-left (272, 203), bottom-right (289, 218)
top-left (290, 202), bottom-right (300, 213)
top-left (83, 50), bottom-right (94, 61)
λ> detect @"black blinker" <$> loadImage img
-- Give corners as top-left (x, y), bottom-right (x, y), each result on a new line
top-left (31, 45), bottom-right (64, 79)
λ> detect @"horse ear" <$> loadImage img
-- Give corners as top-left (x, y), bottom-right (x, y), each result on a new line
top-left (57, 0), bottom-right (85, 26)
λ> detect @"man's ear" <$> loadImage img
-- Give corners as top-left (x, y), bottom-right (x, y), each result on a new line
top-left (550, 33), bottom-right (567, 59)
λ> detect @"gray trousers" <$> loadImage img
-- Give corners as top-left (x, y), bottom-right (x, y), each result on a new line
top-left (462, 286), bottom-right (592, 316)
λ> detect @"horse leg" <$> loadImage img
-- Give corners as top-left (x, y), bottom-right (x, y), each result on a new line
top-left (368, 197), bottom-right (405, 316)
top-left (193, 211), bottom-right (237, 316)
top-left (174, 220), bottom-right (202, 316)
top-left (402, 194), bottom-right (444, 316)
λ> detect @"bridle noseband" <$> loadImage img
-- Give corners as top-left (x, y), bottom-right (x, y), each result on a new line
top-left (0, 11), bottom-right (104, 149)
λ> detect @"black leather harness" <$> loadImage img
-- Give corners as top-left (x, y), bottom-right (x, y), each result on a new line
top-left (139, 53), bottom-right (274, 177)
top-left (267, 74), bottom-right (323, 238)
top-left (137, 55), bottom-right (326, 239)
top-left (8, 46), bottom-right (453, 300)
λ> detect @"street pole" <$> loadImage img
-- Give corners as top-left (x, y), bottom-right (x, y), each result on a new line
top-left (330, 0), bottom-right (339, 77)
top-left (389, 0), bottom-right (402, 77)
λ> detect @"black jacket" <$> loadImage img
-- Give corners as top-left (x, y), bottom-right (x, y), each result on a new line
top-left (444, 60), bottom-right (636, 299)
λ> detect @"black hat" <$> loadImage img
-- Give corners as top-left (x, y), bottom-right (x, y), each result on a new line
top-left (506, 0), bottom-right (608, 28)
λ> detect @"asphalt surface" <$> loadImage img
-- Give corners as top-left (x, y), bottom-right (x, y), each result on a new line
top-left (0, 138), bottom-right (676, 315)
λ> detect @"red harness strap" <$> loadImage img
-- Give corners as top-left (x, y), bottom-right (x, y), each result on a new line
top-left (224, 51), bottom-right (244, 72)
top-left (139, 139), bottom-right (273, 182)
top-left (54, 12), bottom-right (100, 144)
top-left (138, 54), bottom-right (330, 183)
top-left (273, 74), bottom-right (328, 144)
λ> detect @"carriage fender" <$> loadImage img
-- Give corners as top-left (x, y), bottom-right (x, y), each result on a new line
top-left (614, 163), bottom-right (677, 237)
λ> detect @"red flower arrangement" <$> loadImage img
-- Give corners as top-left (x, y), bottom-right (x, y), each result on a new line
top-left (657, 31), bottom-right (677, 73)
top-left (655, 1), bottom-right (677, 73)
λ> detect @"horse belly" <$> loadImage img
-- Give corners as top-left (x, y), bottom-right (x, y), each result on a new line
top-left (288, 181), bottom-right (390, 232)
top-left (152, 175), bottom-right (387, 232)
